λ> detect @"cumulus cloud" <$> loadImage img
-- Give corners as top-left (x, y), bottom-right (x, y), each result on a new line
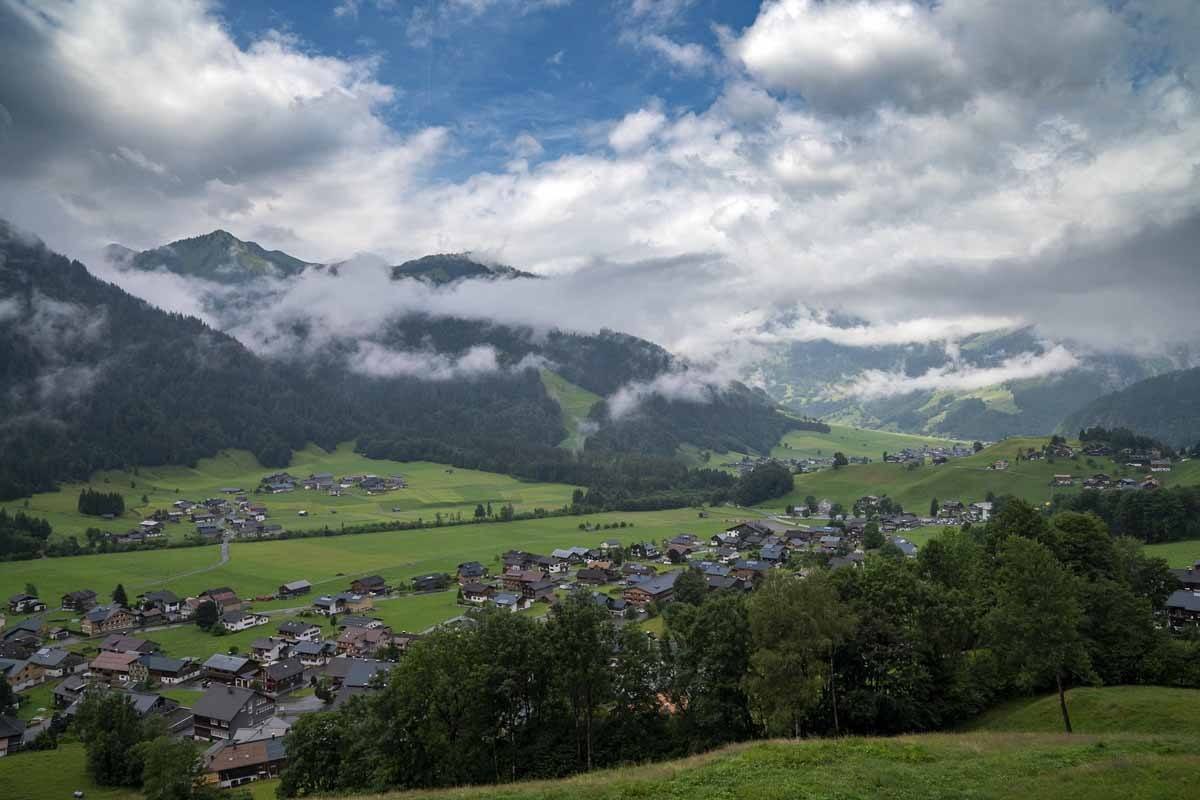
top-left (2, 0), bottom-right (1200, 404)
top-left (844, 345), bottom-right (1082, 399)
top-left (607, 369), bottom-right (720, 419)
top-left (349, 342), bottom-right (502, 380)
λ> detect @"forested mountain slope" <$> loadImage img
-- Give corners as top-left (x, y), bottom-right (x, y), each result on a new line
top-left (0, 222), bottom-right (796, 502)
top-left (1059, 367), bottom-right (1200, 447)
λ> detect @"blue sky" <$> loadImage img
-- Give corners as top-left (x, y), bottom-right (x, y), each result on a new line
top-left (222, 1), bottom-right (762, 178)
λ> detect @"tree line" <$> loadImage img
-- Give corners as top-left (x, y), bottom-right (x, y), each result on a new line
top-left (77, 487), bottom-right (125, 516)
top-left (277, 498), bottom-right (1196, 797)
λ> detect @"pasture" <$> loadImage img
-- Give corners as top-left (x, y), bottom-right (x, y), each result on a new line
top-left (772, 423), bottom-right (965, 460)
top-left (0, 442), bottom-right (581, 542)
top-left (540, 369), bottom-right (601, 450)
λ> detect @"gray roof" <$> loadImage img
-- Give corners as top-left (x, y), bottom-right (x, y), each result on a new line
top-left (193, 685), bottom-right (262, 721)
top-left (1167, 590), bottom-right (1200, 612)
top-left (263, 658), bottom-right (304, 681)
top-left (203, 653), bottom-right (252, 672)
top-left (278, 620), bottom-right (319, 633)
top-left (282, 580), bottom-right (312, 591)
top-left (344, 659), bottom-right (390, 688)
top-left (138, 654), bottom-right (191, 674)
top-left (29, 647), bottom-right (72, 668)
top-left (633, 571), bottom-right (679, 596)
top-left (293, 640), bottom-right (332, 655)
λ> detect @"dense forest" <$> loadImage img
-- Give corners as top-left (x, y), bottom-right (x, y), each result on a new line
top-left (1051, 485), bottom-right (1200, 543)
top-left (0, 508), bottom-right (53, 561)
top-left (264, 499), bottom-right (1195, 797)
top-left (0, 224), bottom-right (798, 505)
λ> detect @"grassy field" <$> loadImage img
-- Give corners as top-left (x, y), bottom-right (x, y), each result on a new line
top-left (772, 423), bottom-right (965, 460)
top-left (767, 436), bottom-right (1200, 514)
top-left (966, 686), bottom-right (1200, 736)
top-left (0, 442), bottom-right (581, 542)
top-left (0, 507), bottom-right (753, 652)
top-left (0, 743), bottom-right (141, 800)
top-left (540, 370), bottom-right (601, 451)
top-left (1142, 540), bottom-right (1200, 567)
top-left (348, 732), bottom-right (1199, 800)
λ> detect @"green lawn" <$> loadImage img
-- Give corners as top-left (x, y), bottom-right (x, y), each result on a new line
top-left (0, 442), bottom-right (581, 543)
top-left (540, 370), bottom-right (602, 451)
top-left (966, 686), bottom-right (1200, 736)
top-left (0, 743), bottom-right (141, 800)
top-left (1142, 540), bottom-right (1200, 568)
top-left (767, 436), bottom-right (1200, 514)
top-left (772, 423), bottom-right (965, 461)
top-left (17, 678), bottom-right (59, 722)
top-left (358, 732), bottom-right (1199, 800)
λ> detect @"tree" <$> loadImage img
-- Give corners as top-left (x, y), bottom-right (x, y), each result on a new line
top-left (673, 568), bottom-right (707, 606)
top-left (474, 503), bottom-right (485, 519)
top-left (984, 537), bottom-right (1092, 733)
top-left (973, 441), bottom-right (984, 453)
top-left (548, 594), bottom-right (614, 771)
top-left (74, 690), bottom-right (163, 786)
top-left (279, 713), bottom-right (353, 797)
top-left (930, 497), bottom-right (939, 517)
top-left (0, 677), bottom-right (16, 715)
top-left (194, 600), bottom-right (219, 631)
top-left (23, 582), bottom-right (36, 598)
top-left (832, 452), bottom-right (848, 469)
top-left (732, 462), bottom-right (793, 507)
top-left (805, 496), bottom-right (818, 514)
top-left (136, 735), bottom-right (205, 800)
top-left (746, 572), bottom-right (855, 737)
top-left (112, 583), bottom-right (129, 607)
top-left (863, 521), bottom-right (884, 550)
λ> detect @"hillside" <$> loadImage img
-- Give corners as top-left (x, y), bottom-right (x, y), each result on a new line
top-left (1060, 367), bottom-right (1200, 447)
top-left (0, 223), bottom-right (798, 502)
top-left (966, 686), bottom-right (1200, 735)
top-left (389, 253), bottom-right (537, 284)
top-left (770, 436), bottom-right (1192, 512)
top-left (107, 229), bottom-right (316, 283)
top-left (772, 423), bottom-right (964, 460)
top-left (756, 326), bottom-right (1189, 441)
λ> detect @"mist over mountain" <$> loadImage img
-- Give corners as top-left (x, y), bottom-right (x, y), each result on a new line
top-left (1060, 367), bottom-right (1200, 446)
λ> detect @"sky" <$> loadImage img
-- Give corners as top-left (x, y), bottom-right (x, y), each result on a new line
top-left (2, 0), bottom-right (1200, 387)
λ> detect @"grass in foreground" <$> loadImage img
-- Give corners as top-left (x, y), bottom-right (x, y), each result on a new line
top-left (966, 686), bottom-right (1200, 736)
top-left (0, 743), bottom-right (140, 800)
top-left (347, 732), bottom-right (1199, 800)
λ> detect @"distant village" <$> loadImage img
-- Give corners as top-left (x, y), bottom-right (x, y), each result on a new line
top-left (725, 442), bottom-right (977, 475)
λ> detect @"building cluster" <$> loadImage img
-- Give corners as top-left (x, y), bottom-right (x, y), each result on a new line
top-left (261, 471), bottom-right (407, 496)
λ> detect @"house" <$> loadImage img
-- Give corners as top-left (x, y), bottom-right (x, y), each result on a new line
top-left (503, 569), bottom-right (548, 593)
top-left (337, 626), bottom-right (394, 658)
top-left (222, 611), bottom-right (269, 632)
top-left (337, 615), bottom-right (384, 630)
top-left (575, 568), bottom-right (612, 585)
top-left (1, 657), bottom-right (41, 691)
top-left (277, 580), bottom-right (312, 599)
top-left (628, 542), bottom-right (660, 560)
top-left (131, 654), bottom-right (199, 685)
top-left (53, 674), bottom-right (89, 708)
top-left (276, 621), bottom-right (322, 643)
top-left (329, 658), bottom-right (391, 708)
top-left (7, 593), bottom-right (45, 615)
top-left (81, 605), bottom-right (135, 636)
top-left (0, 715), bottom-right (25, 757)
top-left (412, 573), bottom-right (451, 592)
top-left (192, 685), bottom-right (276, 741)
top-left (492, 592), bottom-right (521, 612)
top-left (891, 537), bottom-right (919, 558)
top-left (600, 538), bottom-right (622, 551)
top-left (829, 552), bottom-right (866, 571)
top-left (731, 559), bottom-right (771, 583)
top-left (199, 587), bottom-right (243, 613)
top-left (1051, 474), bottom-right (1076, 487)
top-left (968, 502), bottom-right (994, 522)
top-left (29, 647), bottom-right (85, 678)
top-left (760, 545), bottom-right (787, 565)
top-left (100, 634), bottom-right (159, 654)
top-left (292, 640), bottom-right (336, 667)
top-left (461, 582), bottom-right (494, 603)
top-left (456, 561), bottom-right (487, 583)
top-left (1166, 589), bottom-right (1200, 631)
top-left (1141, 477), bottom-right (1161, 491)
top-left (1150, 459), bottom-right (1172, 473)
top-left (259, 657), bottom-right (305, 696)
top-left (989, 460), bottom-right (1010, 471)
top-left (350, 575), bottom-right (388, 595)
top-left (61, 589), bottom-right (98, 612)
top-left (204, 736), bottom-right (288, 789)
top-left (312, 592), bottom-right (371, 615)
top-left (621, 562), bottom-right (657, 578)
top-left (250, 638), bottom-right (290, 664)
top-left (89, 650), bottom-right (141, 685)
top-left (623, 571), bottom-right (679, 607)
top-left (138, 590), bottom-right (181, 617)
top-left (203, 654), bottom-right (259, 687)
top-left (938, 501), bottom-right (965, 520)
top-left (1171, 562), bottom-right (1200, 592)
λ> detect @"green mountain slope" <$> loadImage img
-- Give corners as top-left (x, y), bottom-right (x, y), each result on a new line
top-left (1060, 367), bottom-right (1200, 447)
top-left (540, 369), bottom-right (602, 450)
top-left (108, 229), bottom-right (316, 283)
top-left (390, 252), bottom-right (537, 284)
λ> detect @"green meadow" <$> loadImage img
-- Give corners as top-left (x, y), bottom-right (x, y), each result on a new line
top-left (540, 369), bottom-right (602, 450)
top-left (772, 423), bottom-right (965, 460)
top-left (767, 436), bottom-right (1199, 514)
top-left (0, 442), bottom-right (582, 542)
top-left (966, 686), bottom-right (1200, 736)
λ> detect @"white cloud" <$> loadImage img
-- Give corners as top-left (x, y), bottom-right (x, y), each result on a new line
top-left (608, 107), bottom-right (667, 152)
top-left (2, 0), bottom-right (1200, 401)
top-left (349, 341), bottom-right (502, 380)
top-left (641, 33), bottom-right (713, 74)
top-left (844, 345), bottom-right (1082, 399)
